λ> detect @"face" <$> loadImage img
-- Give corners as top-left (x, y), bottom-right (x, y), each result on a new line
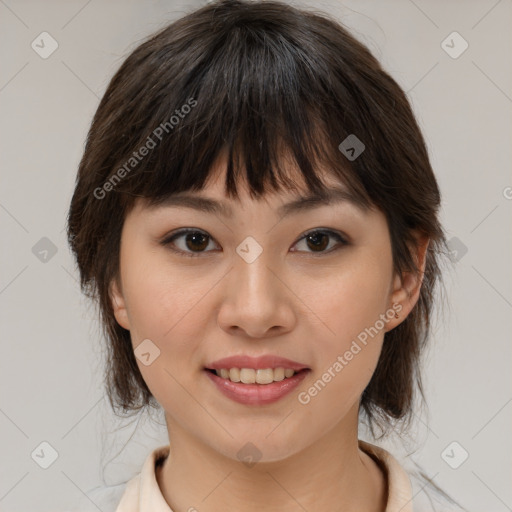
top-left (110, 155), bottom-right (424, 463)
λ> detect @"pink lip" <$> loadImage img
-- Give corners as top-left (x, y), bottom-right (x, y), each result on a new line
top-left (205, 368), bottom-right (310, 405)
top-left (205, 354), bottom-right (310, 371)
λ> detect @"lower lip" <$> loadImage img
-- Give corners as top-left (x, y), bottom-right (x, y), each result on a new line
top-left (205, 369), bottom-right (310, 405)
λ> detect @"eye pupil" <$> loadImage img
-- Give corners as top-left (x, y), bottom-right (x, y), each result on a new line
top-left (186, 232), bottom-right (208, 251)
top-left (306, 232), bottom-right (329, 252)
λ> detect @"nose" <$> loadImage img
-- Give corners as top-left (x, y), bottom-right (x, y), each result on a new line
top-left (216, 250), bottom-right (296, 339)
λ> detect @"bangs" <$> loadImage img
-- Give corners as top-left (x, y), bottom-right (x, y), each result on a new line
top-left (104, 9), bottom-right (375, 212)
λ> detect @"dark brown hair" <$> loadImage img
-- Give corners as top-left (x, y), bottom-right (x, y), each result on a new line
top-left (67, 0), bottom-right (450, 440)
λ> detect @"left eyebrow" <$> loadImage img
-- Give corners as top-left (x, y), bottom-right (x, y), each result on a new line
top-left (147, 187), bottom-right (368, 218)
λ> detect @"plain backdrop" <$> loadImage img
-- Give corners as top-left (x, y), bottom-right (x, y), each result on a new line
top-left (0, 0), bottom-right (511, 511)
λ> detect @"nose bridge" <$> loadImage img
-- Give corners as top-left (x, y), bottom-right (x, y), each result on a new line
top-left (232, 241), bottom-right (278, 307)
top-left (217, 240), bottom-right (294, 337)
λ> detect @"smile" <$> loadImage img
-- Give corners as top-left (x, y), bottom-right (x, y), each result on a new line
top-left (204, 368), bottom-right (310, 405)
top-left (208, 367), bottom-right (298, 384)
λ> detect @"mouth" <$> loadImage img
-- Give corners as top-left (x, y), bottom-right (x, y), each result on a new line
top-left (204, 367), bottom-right (311, 405)
top-left (204, 355), bottom-right (311, 403)
top-left (204, 367), bottom-right (310, 385)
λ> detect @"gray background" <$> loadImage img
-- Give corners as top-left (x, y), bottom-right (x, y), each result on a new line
top-left (1, 0), bottom-right (511, 510)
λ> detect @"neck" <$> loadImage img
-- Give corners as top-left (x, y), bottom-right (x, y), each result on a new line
top-left (156, 412), bottom-right (387, 512)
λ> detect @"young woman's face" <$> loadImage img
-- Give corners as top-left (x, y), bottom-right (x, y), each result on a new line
top-left (110, 156), bottom-right (411, 462)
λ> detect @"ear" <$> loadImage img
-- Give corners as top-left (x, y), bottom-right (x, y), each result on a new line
top-left (109, 276), bottom-right (131, 330)
top-left (386, 232), bottom-right (430, 331)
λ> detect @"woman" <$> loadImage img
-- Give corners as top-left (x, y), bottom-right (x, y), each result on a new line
top-left (67, 1), bottom-right (465, 510)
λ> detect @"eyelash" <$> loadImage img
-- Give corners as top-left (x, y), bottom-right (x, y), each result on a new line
top-left (160, 228), bottom-right (348, 258)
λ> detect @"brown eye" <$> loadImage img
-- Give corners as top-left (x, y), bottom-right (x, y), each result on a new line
top-left (162, 228), bottom-right (347, 258)
top-left (161, 229), bottom-right (217, 257)
top-left (183, 232), bottom-right (209, 252)
top-left (292, 229), bottom-right (347, 255)
top-left (305, 232), bottom-right (329, 252)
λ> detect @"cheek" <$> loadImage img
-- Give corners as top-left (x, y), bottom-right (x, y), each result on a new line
top-left (312, 255), bottom-right (391, 342)
top-left (302, 253), bottom-right (392, 398)
top-left (121, 246), bottom-right (210, 339)
top-left (120, 250), bottom-right (220, 403)
top-left (122, 258), bottom-right (213, 414)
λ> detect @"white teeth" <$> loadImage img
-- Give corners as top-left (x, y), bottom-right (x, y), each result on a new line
top-left (214, 367), bottom-right (298, 384)
top-left (273, 367), bottom-right (285, 381)
top-left (240, 368), bottom-right (256, 384)
top-left (229, 368), bottom-right (241, 382)
top-left (255, 369), bottom-right (274, 384)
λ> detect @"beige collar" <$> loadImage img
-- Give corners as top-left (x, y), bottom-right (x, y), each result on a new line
top-left (115, 440), bottom-right (413, 512)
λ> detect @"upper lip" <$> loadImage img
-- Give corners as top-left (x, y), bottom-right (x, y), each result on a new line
top-left (205, 355), bottom-right (310, 371)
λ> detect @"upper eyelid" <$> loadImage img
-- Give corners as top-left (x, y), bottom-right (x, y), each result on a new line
top-left (162, 227), bottom-right (348, 251)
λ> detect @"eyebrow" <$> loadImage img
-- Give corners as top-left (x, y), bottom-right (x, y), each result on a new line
top-left (149, 187), bottom-right (368, 218)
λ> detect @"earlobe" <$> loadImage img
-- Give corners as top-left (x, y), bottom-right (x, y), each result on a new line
top-left (109, 277), bottom-right (131, 330)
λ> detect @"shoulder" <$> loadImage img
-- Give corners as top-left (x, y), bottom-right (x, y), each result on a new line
top-left (359, 439), bottom-right (415, 511)
top-left (70, 445), bottom-right (170, 512)
top-left (359, 439), bottom-right (468, 512)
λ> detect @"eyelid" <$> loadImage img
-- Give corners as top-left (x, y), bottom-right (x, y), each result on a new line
top-left (290, 228), bottom-right (348, 255)
top-left (292, 228), bottom-right (348, 246)
top-left (160, 228), bottom-right (220, 257)
top-left (160, 227), bottom-right (349, 257)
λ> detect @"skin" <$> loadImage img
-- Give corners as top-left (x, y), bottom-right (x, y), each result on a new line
top-left (110, 153), bottom-right (429, 512)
